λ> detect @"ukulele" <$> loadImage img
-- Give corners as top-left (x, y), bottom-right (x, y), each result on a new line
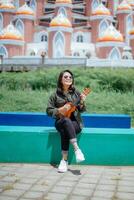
top-left (60, 88), bottom-right (91, 118)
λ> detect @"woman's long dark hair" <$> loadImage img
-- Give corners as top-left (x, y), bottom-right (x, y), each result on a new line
top-left (57, 70), bottom-right (75, 93)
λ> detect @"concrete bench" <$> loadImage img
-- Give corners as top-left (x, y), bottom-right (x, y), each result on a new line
top-left (0, 112), bottom-right (131, 128)
top-left (0, 125), bottom-right (134, 165)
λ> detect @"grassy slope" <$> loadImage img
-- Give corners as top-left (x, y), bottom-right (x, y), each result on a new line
top-left (0, 67), bottom-right (134, 126)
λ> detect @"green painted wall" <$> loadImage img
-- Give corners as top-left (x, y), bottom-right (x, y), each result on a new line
top-left (0, 126), bottom-right (134, 165)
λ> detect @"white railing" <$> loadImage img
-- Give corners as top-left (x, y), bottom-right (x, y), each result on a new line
top-left (0, 57), bottom-right (134, 68)
top-left (86, 59), bottom-right (134, 68)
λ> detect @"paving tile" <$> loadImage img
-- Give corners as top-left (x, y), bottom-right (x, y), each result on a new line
top-left (116, 192), bottom-right (134, 200)
top-left (37, 179), bottom-right (55, 187)
top-left (2, 176), bottom-right (20, 183)
top-left (0, 181), bottom-right (9, 188)
top-left (0, 196), bottom-right (17, 200)
top-left (19, 199), bottom-right (34, 200)
top-left (62, 175), bottom-right (80, 182)
top-left (121, 176), bottom-right (134, 181)
top-left (117, 185), bottom-right (134, 193)
top-left (0, 167), bottom-right (17, 171)
top-left (96, 184), bottom-right (116, 191)
top-left (13, 183), bottom-right (32, 190)
top-left (118, 180), bottom-right (134, 187)
top-left (20, 177), bottom-right (38, 184)
top-left (51, 186), bottom-right (72, 194)
top-left (93, 190), bottom-right (114, 198)
top-left (2, 189), bottom-right (25, 197)
top-left (44, 192), bottom-right (67, 200)
top-left (0, 171), bottom-right (9, 176)
top-left (90, 197), bottom-right (112, 200)
top-left (99, 178), bottom-right (116, 185)
top-left (80, 177), bottom-right (99, 184)
top-left (69, 195), bottom-right (87, 200)
top-left (38, 165), bottom-right (54, 170)
top-left (22, 191), bottom-right (44, 199)
top-left (72, 187), bottom-right (93, 196)
top-left (31, 184), bottom-right (50, 192)
top-left (57, 180), bottom-right (76, 187)
top-left (76, 182), bottom-right (96, 189)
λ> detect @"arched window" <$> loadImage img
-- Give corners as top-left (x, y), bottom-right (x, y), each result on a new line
top-left (15, 19), bottom-right (24, 35)
top-left (91, 0), bottom-right (99, 12)
top-left (58, 7), bottom-right (67, 17)
top-left (13, 0), bottom-right (19, 8)
top-left (30, 0), bottom-right (37, 11)
top-left (53, 32), bottom-right (65, 58)
top-left (126, 15), bottom-right (133, 34)
top-left (77, 35), bottom-right (83, 43)
top-left (0, 45), bottom-right (8, 57)
top-left (109, 48), bottom-right (121, 60)
top-left (99, 20), bottom-right (109, 37)
top-left (0, 13), bottom-right (3, 30)
top-left (126, 14), bottom-right (133, 44)
top-left (41, 34), bottom-right (47, 42)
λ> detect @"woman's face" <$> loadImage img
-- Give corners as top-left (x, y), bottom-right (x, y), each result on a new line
top-left (62, 72), bottom-right (73, 88)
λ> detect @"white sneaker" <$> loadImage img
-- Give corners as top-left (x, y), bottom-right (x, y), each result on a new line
top-left (75, 149), bottom-right (85, 163)
top-left (58, 160), bottom-right (68, 173)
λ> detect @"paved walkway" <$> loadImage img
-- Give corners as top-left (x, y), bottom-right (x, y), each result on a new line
top-left (0, 163), bottom-right (134, 200)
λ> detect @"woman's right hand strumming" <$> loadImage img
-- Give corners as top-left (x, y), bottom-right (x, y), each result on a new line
top-left (58, 103), bottom-right (71, 116)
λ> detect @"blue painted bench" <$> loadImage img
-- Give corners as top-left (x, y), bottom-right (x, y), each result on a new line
top-left (0, 112), bottom-right (131, 128)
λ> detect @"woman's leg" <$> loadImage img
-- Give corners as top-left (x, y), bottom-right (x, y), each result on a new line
top-left (56, 118), bottom-right (85, 163)
top-left (59, 128), bottom-right (69, 161)
top-left (55, 117), bottom-right (81, 153)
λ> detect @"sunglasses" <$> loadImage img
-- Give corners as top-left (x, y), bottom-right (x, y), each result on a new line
top-left (63, 75), bottom-right (72, 79)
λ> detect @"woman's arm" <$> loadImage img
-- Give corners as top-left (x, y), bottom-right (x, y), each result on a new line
top-left (46, 93), bottom-right (71, 118)
top-left (75, 90), bottom-right (86, 113)
top-left (77, 100), bottom-right (86, 113)
top-left (46, 93), bottom-right (59, 118)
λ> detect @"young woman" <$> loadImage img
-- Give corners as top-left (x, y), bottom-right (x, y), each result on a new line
top-left (46, 70), bottom-right (87, 172)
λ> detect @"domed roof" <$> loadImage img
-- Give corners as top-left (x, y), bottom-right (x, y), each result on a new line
top-left (92, 3), bottom-right (111, 16)
top-left (98, 24), bottom-right (124, 42)
top-left (50, 13), bottom-right (72, 27)
top-left (0, 0), bottom-right (15, 9)
top-left (0, 24), bottom-right (23, 41)
top-left (56, 0), bottom-right (72, 3)
top-left (16, 3), bottom-right (34, 15)
top-left (129, 27), bottom-right (134, 35)
top-left (117, 0), bottom-right (132, 11)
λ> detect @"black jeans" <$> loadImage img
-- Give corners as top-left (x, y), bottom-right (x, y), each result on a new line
top-left (55, 117), bottom-right (81, 151)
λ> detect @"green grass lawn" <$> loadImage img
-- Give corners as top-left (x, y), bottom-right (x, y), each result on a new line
top-left (0, 87), bottom-right (133, 126)
top-left (0, 67), bottom-right (134, 126)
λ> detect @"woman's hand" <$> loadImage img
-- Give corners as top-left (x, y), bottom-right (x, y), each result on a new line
top-left (58, 103), bottom-right (72, 116)
top-left (80, 93), bottom-right (87, 101)
top-left (80, 88), bottom-right (91, 102)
